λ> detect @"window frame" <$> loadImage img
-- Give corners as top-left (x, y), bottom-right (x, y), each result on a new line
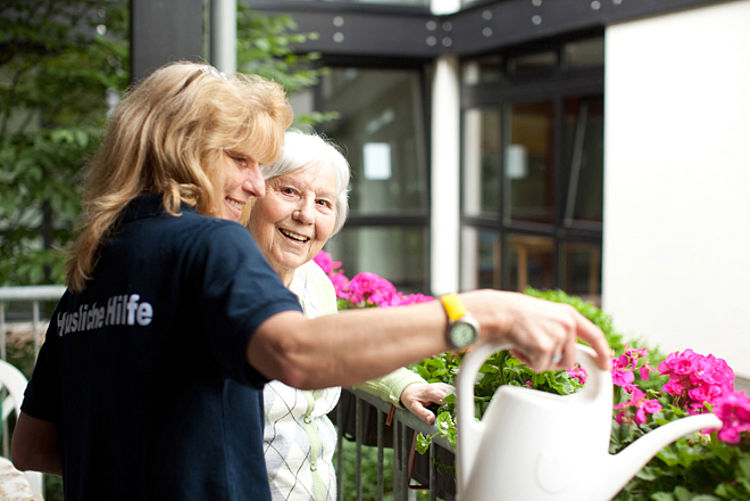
top-left (460, 34), bottom-right (604, 300)
top-left (312, 57), bottom-right (434, 293)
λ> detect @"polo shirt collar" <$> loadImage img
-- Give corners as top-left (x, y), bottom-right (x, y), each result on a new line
top-left (120, 194), bottom-right (197, 224)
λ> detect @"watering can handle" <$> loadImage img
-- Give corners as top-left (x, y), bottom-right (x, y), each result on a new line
top-left (455, 342), bottom-right (606, 495)
top-left (456, 342), bottom-right (605, 435)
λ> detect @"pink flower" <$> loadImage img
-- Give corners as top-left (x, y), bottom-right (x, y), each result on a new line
top-left (612, 346), bottom-right (656, 388)
top-left (688, 385), bottom-right (723, 407)
top-left (612, 368), bottom-right (635, 387)
top-left (627, 347), bottom-right (648, 366)
top-left (319, 253), bottom-right (434, 311)
top-left (613, 354), bottom-right (631, 370)
top-left (658, 349), bottom-right (735, 415)
top-left (341, 272), bottom-right (397, 306)
top-left (660, 349), bottom-right (697, 376)
top-left (313, 251), bottom-right (342, 275)
top-left (380, 292), bottom-right (434, 307)
top-left (614, 388), bottom-right (662, 426)
top-left (712, 390), bottom-right (750, 443)
top-left (567, 365), bottom-right (587, 385)
top-left (328, 272), bottom-right (349, 297)
top-left (334, 270), bottom-right (435, 308)
top-left (695, 355), bottom-right (734, 391)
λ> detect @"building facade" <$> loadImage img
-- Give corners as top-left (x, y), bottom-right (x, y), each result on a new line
top-left (132, 0), bottom-right (750, 381)
top-left (247, 0), bottom-right (750, 381)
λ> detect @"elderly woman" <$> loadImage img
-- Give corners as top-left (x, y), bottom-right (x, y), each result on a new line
top-left (245, 130), bottom-right (452, 500)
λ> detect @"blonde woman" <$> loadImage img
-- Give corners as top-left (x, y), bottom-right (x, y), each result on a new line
top-left (11, 62), bottom-right (611, 501)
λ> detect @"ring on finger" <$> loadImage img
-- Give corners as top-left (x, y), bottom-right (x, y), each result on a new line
top-left (550, 352), bottom-right (563, 364)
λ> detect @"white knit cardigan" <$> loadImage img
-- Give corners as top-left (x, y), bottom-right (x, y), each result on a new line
top-left (263, 261), bottom-right (425, 501)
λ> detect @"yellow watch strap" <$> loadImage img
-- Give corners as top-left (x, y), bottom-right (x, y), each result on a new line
top-left (440, 293), bottom-right (466, 322)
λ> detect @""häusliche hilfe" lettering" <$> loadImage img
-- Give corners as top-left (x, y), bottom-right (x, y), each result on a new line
top-left (56, 294), bottom-right (153, 337)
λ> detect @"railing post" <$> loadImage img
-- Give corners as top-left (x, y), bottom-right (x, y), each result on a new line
top-left (335, 402), bottom-right (344, 501)
top-left (376, 405), bottom-right (384, 500)
top-left (429, 442), bottom-right (436, 501)
top-left (355, 396), bottom-right (363, 501)
top-left (392, 415), bottom-right (401, 500)
top-left (32, 300), bottom-right (41, 358)
top-left (394, 417), bottom-right (412, 501)
top-left (1, 302), bottom-right (6, 361)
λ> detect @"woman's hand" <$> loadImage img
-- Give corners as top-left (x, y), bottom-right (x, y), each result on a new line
top-left (400, 382), bottom-right (454, 425)
top-left (463, 290), bottom-right (612, 373)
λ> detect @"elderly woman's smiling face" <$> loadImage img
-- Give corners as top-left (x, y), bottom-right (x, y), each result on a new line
top-left (248, 162), bottom-right (338, 285)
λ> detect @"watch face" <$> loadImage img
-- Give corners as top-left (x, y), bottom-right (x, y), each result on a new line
top-left (451, 321), bottom-right (477, 348)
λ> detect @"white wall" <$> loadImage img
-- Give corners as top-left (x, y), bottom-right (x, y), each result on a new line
top-left (603, 0), bottom-right (750, 378)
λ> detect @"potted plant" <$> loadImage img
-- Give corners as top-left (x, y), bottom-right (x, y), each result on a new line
top-left (317, 251), bottom-right (750, 499)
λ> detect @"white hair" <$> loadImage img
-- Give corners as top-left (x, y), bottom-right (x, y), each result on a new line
top-left (261, 129), bottom-right (351, 235)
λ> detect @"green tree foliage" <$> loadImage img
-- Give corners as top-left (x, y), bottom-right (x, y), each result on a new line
top-left (0, 2), bottom-right (330, 286)
top-left (236, 3), bottom-right (336, 127)
top-left (0, 0), bottom-right (129, 285)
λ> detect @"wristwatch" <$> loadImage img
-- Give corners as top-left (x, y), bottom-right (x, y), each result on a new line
top-left (440, 293), bottom-right (479, 349)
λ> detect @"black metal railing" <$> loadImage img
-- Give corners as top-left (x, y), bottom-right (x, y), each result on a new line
top-left (334, 388), bottom-right (455, 501)
top-left (0, 285), bottom-right (64, 362)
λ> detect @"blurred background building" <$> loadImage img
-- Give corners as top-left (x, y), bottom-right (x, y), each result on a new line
top-left (135, 0), bottom-right (750, 383)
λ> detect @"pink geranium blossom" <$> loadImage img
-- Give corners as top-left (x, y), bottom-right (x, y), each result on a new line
top-left (712, 390), bottom-right (750, 443)
top-left (344, 272), bottom-right (397, 305)
top-left (611, 346), bottom-right (655, 395)
top-left (315, 251), bottom-right (433, 309)
top-left (313, 251), bottom-right (341, 275)
top-left (380, 292), bottom-right (434, 307)
top-left (612, 368), bottom-right (635, 387)
top-left (614, 388), bottom-right (663, 425)
top-left (328, 272), bottom-right (349, 297)
top-left (658, 349), bottom-right (734, 414)
top-left (610, 346), bottom-right (665, 426)
top-left (567, 365), bottom-right (587, 385)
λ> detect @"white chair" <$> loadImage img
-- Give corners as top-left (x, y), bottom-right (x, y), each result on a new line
top-left (0, 360), bottom-right (43, 497)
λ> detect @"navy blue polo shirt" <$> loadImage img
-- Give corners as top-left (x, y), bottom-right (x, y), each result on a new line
top-left (22, 194), bottom-right (302, 501)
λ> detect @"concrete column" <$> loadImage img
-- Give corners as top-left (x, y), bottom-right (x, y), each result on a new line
top-left (430, 55), bottom-right (460, 295)
top-left (210, 0), bottom-right (237, 74)
top-left (430, 0), bottom-right (460, 15)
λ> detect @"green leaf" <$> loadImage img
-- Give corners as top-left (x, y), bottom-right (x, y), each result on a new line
top-left (651, 494), bottom-right (675, 501)
top-left (415, 433), bottom-right (431, 455)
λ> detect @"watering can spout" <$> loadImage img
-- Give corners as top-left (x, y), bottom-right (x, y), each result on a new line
top-left (596, 412), bottom-right (723, 500)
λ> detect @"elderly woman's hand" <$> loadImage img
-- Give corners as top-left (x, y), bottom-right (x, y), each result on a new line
top-left (399, 382), bottom-right (454, 425)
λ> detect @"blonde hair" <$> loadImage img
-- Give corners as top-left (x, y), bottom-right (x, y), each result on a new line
top-left (65, 61), bottom-right (293, 292)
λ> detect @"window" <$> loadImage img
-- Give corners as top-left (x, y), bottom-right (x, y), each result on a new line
top-left (562, 96), bottom-right (604, 227)
top-left (461, 226), bottom-right (500, 290)
top-left (325, 226), bottom-right (428, 292)
top-left (463, 108), bottom-right (500, 216)
top-left (315, 66), bottom-right (429, 293)
top-left (461, 37), bottom-right (604, 303)
top-left (506, 100), bottom-right (555, 225)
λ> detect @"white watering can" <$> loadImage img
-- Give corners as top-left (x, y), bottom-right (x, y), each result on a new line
top-left (455, 343), bottom-right (723, 501)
